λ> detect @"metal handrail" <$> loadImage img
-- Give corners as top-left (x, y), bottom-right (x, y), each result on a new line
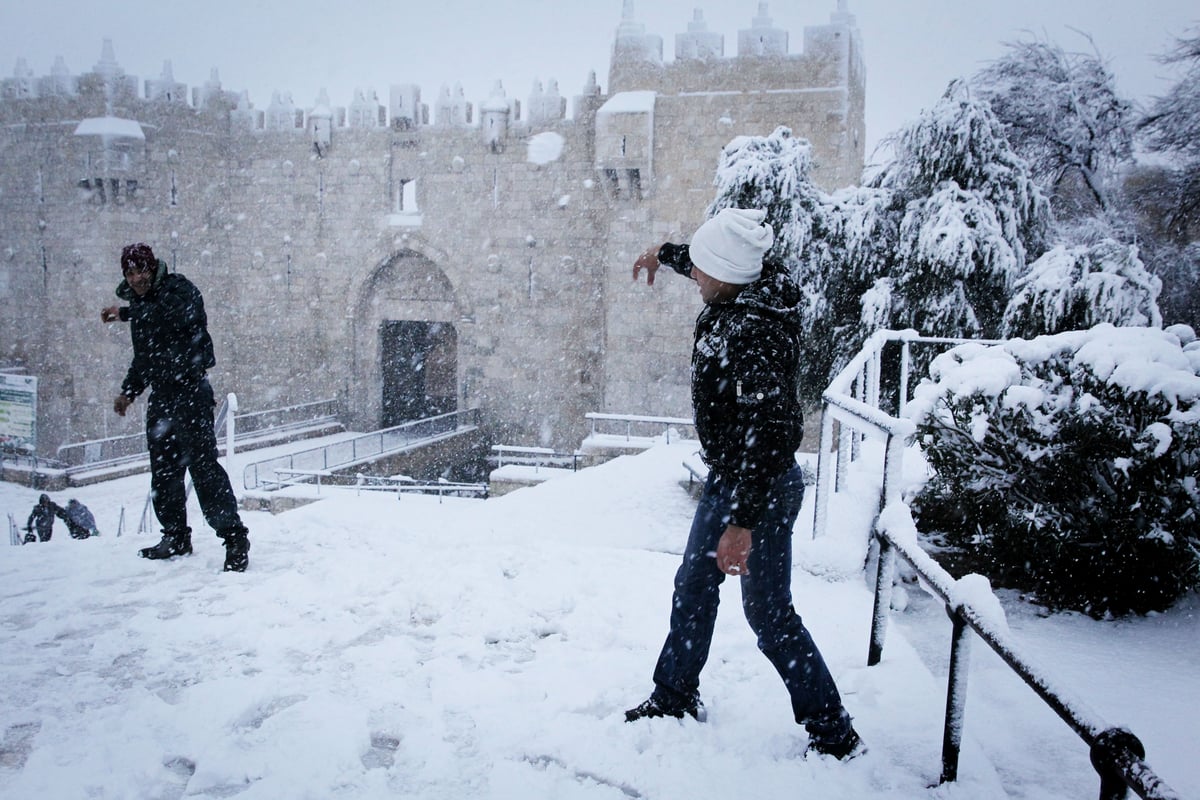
top-left (816, 329), bottom-right (1181, 800)
top-left (56, 397), bottom-right (339, 470)
top-left (242, 407), bottom-right (480, 491)
top-left (490, 445), bottom-right (581, 472)
top-left (354, 474), bottom-right (488, 501)
top-left (584, 412), bottom-right (696, 444)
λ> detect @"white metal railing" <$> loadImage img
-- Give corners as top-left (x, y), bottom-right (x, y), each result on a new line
top-left (584, 412), bottom-right (696, 444)
top-left (242, 408), bottom-right (480, 491)
top-left (812, 330), bottom-right (1002, 539)
top-left (354, 474), bottom-right (488, 501)
top-left (489, 445), bottom-right (581, 472)
top-left (815, 329), bottom-right (1180, 799)
top-left (56, 397), bottom-right (337, 471)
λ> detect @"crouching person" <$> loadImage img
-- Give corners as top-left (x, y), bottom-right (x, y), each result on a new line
top-left (57, 499), bottom-right (100, 539)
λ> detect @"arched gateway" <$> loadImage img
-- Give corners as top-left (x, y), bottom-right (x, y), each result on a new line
top-left (352, 249), bottom-right (465, 430)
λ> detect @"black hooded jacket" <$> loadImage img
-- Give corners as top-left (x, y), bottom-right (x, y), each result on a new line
top-left (114, 260), bottom-right (216, 398)
top-left (659, 243), bottom-right (805, 529)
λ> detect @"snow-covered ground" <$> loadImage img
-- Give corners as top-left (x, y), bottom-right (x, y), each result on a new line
top-left (0, 440), bottom-right (1195, 799)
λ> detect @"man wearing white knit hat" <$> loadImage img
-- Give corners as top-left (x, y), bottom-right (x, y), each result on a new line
top-left (626, 208), bottom-right (864, 762)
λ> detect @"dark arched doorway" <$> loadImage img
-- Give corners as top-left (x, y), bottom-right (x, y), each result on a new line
top-left (380, 320), bottom-right (458, 427)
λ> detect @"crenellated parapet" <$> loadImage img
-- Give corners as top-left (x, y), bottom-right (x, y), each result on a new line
top-left (609, 1), bottom-right (863, 94)
top-left (1, 37), bottom-right (587, 141)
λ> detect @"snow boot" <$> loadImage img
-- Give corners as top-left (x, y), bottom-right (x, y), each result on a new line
top-left (139, 530), bottom-right (192, 560)
top-left (624, 694), bottom-right (706, 723)
top-left (220, 529), bottom-right (250, 573)
top-left (806, 726), bottom-right (867, 761)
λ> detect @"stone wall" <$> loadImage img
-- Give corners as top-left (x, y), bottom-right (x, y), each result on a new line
top-left (0, 3), bottom-right (865, 458)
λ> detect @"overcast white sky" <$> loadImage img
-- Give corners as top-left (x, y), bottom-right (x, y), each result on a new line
top-left (1, 0), bottom-right (1196, 156)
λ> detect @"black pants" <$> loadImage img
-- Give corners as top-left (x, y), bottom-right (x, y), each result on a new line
top-left (145, 379), bottom-right (246, 538)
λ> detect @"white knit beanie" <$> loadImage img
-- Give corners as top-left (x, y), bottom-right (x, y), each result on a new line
top-left (688, 208), bottom-right (774, 285)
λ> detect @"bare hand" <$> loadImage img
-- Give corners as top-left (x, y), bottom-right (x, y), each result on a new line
top-left (101, 306), bottom-right (121, 323)
top-left (113, 395), bottom-right (134, 416)
top-left (633, 249), bottom-right (660, 286)
top-left (716, 525), bottom-right (752, 575)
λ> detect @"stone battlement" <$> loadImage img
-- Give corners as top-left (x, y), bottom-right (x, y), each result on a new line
top-left (2, 2), bottom-right (859, 133)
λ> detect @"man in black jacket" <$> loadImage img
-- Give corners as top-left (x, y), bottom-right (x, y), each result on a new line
top-left (101, 243), bottom-right (250, 572)
top-left (24, 494), bottom-right (59, 543)
top-left (625, 208), bottom-right (863, 761)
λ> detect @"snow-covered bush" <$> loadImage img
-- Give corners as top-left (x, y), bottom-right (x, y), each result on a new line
top-left (906, 325), bottom-right (1200, 617)
top-left (1002, 239), bottom-right (1162, 337)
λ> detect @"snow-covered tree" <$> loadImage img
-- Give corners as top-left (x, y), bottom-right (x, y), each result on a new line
top-left (704, 86), bottom-right (1053, 397)
top-left (871, 80), bottom-right (1051, 339)
top-left (1002, 240), bottom-right (1162, 337)
top-left (972, 36), bottom-right (1135, 216)
top-left (707, 126), bottom-right (823, 266)
top-left (707, 126), bottom-right (894, 402)
top-left (1139, 29), bottom-right (1200, 231)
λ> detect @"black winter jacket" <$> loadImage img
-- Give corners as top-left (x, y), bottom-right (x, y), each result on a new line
top-left (114, 261), bottom-right (216, 398)
top-left (659, 243), bottom-right (805, 529)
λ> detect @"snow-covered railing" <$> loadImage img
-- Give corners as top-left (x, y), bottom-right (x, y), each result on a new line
top-left (871, 504), bottom-right (1181, 799)
top-left (819, 330), bottom-right (1182, 799)
top-left (813, 329), bottom-right (998, 541)
top-left (354, 474), bottom-right (488, 501)
top-left (584, 412), bottom-right (696, 444)
top-left (56, 396), bottom-right (338, 472)
top-left (489, 445), bottom-right (581, 472)
top-left (243, 408), bottom-right (480, 491)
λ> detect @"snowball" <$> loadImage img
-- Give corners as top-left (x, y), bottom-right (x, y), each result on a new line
top-left (526, 131), bottom-right (564, 165)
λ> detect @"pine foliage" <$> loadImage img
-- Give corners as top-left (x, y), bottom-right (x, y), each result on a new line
top-left (872, 80), bottom-right (1050, 339)
top-left (908, 327), bottom-right (1200, 617)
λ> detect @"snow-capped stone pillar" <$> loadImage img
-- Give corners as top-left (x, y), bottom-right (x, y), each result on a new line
top-left (738, 3), bottom-right (788, 57)
top-left (310, 88), bottom-right (333, 155)
top-left (612, 0), bottom-right (663, 64)
top-left (146, 60), bottom-right (187, 104)
top-left (481, 81), bottom-right (511, 152)
top-left (676, 9), bottom-right (724, 60)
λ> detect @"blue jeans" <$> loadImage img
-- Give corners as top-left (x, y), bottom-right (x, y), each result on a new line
top-left (651, 465), bottom-right (850, 736)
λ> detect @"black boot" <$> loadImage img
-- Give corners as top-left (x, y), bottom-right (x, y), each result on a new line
top-left (220, 529), bottom-right (250, 573)
top-left (625, 694), bottom-right (706, 723)
top-left (139, 530), bottom-right (193, 560)
top-left (805, 709), bottom-right (867, 761)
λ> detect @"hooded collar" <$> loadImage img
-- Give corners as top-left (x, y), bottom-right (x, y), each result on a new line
top-left (115, 258), bottom-right (169, 302)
